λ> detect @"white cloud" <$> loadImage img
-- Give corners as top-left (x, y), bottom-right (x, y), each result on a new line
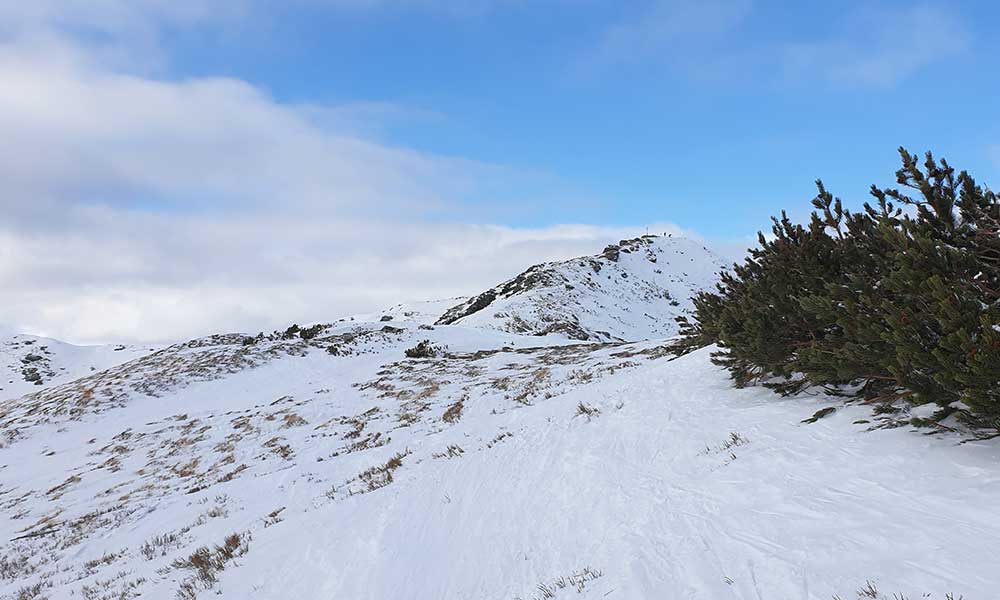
top-left (582, 0), bottom-right (752, 75)
top-left (0, 1), bottom-right (228, 34)
top-left (584, 1), bottom-right (970, 89)
top-left (781, 4), bottom-right (971, 87)
top-left (0, 42), bottom-right (494, 219)
top-left (0, 3), bottom-right (693, 344)
top-left (1, 213), bottom-right (688, 343)
top-left (599, 0), bottom-right (752, 60)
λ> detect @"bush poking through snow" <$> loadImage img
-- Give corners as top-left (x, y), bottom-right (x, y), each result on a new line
top-left (404, 340), bottom-right (438, 359)
top-left (298, 324), bottom-right (325, 340)
top-left (21, 367), bottom-right (42, 385)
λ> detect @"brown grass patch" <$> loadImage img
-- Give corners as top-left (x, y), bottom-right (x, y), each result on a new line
top-left (172, 531), bottom-right (251, 599)
top-left (281, 412), bottom-right (307, 428)
top-left (354, 450), bottom-right (410, 494)
top-left (442, 399), bottom-right (464, 423)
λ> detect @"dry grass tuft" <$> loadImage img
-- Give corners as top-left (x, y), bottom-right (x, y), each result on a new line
top-left (528, 567), bottom-right (604, 599)
top-left (0, 551), bottom-right (34, 581)
top-left (487, 431), bottom-right (513, 448)
top-left (140, 532), bottom-right (180, 560)
top-left (263, 507), bottom-right (286, 527)
top-left (831, 580), bottom-right (965, 600)
top-left (442, 399), bottom-right (464, 423)
top-left (280, 412), bottom-right (307, 428)
top-left (720, 432), bottom-right (749, 451)
top-left (14, 582), bottom-right (47, 600)
top-left (46, 474), bottom-right (81, 499)
top-left (432, 444), bottom-right (464, 459)
top-left (353, 450), bottom-right (410, 494)
top-left (262, 437), bottom-right (293, 460)
top-left (338, 432), bottom-right (390, 456)
top-left (217, 463), bottom-right (248, 484)
top-left (574, 402), bottom-right (600, 420)
top-left (172, 531), bottom-right (251, 599)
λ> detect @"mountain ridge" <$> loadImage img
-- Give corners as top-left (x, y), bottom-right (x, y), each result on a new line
top-left (435, 234), bottom-right (727, 342)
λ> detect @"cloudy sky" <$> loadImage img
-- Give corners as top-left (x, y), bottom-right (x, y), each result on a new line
top-left (1, 1), bottom-right (998, 343)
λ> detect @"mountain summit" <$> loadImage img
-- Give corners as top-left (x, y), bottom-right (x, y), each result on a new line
top-left (435, 235), bottom-right (727, 342)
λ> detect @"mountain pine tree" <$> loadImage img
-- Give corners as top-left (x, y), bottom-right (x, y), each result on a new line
top-left (672, 148), bottom-right (1000, 429)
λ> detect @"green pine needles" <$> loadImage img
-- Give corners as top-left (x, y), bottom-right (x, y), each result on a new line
top-left (674, 147), bottom-right (1000, 428)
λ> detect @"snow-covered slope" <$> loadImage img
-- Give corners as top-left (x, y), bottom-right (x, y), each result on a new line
top-left (2, 317), bottom-right (997, 599)
top-left (2, 236), bottom-right (997, 600)
top-left (436, 235), bottom-right (728, 341)
top-left (342, 297), bottom-right (469, 326)
top-left (0, 334), bottom-right (159, 401)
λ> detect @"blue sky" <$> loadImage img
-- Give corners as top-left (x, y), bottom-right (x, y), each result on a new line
top-left (2, 0), bottom-right (999, 342)
top-left (157, 0), bottom-right (1000, 237)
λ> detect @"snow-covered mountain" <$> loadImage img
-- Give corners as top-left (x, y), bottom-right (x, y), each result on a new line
top-left (1, 238), bottom-right (996, 600)
top-left (0, 334), bottom-right (159, 400)
top-left (340, 297), bottom-right (469, 326)
top-left (436, 235), bottom-right (728, 341)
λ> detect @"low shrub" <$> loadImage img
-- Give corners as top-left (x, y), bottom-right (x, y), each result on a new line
top-left (299, 324), bottom-right (325, 340)
top-left (404, 340), bottom-right (437, 359)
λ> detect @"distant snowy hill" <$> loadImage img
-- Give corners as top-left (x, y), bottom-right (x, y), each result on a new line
top-left (0, 334), bottom-right (159, 400)
top-left (436, 235), bottom-right (728, 341)
top-left (341, 297), bottom-right (468, 326)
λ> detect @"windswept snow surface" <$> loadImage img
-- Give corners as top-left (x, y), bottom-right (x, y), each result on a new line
top-left (436, 235), bottom-right (728, 342)
top-left (2, 321), bottom-right (997, 599)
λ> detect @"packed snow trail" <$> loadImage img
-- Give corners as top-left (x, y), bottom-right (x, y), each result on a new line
top-left (212, 347), bottom-right (998, 600)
